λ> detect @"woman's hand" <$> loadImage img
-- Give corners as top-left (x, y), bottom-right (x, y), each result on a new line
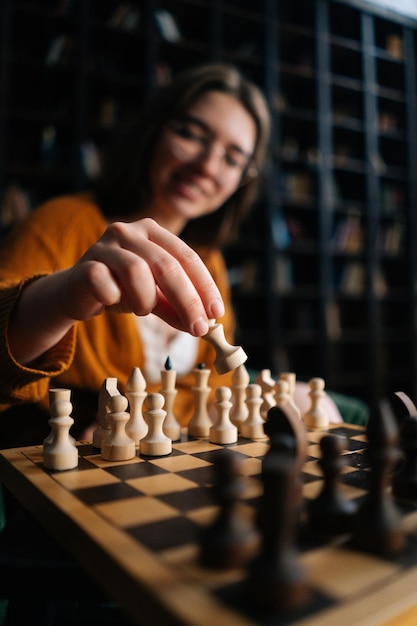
top-left (8, 218), bottom-right (225, 365)
top-left (62, 218), bottom-right (224, 334)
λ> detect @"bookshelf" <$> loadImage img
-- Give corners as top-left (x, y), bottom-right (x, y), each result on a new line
top-left (0, 0), bottom-right (416, 408)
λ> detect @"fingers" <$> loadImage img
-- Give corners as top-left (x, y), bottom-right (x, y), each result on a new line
top-left (72, 218), bottom-right (224, 335)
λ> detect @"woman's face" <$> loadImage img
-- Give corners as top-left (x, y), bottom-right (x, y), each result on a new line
top-left (148, 90), bottom-right (257, 234)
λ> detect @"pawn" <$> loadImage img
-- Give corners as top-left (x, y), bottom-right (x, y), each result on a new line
top-left (199, 450), bottom-right (259, 568)
top-left (188, 363), bottom-right (212, 438)
top-left (275, 379), bottom-right (301, 422)
top-left (307, 435), bottom-right (357, 535)
top-left (392, 415), bottom-right (417, 501)
top-left (230, 364), bottom-right (250, 431)
top-left (279, 372), bottom-right (296, 401)
top-left (44, 395), bottom-right (78, 471)
top-left (140, 393), bottom-right (172, 457)
top-left (202, 319), bottom-right (247, 374)
top-left (255, 369), bottom-right (276, 419)
top-left (303, 378), bottom-right (329, 429)
top-left (125, 367), bottom-right (148, 445)
top-left (241, 384), bottom-right (265, 440)
top-left (101, 394), bottom-right (136, 462)
top-left (210, 387), bottom-right (238, 445)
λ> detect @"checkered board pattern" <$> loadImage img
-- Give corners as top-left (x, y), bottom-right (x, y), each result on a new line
top-left (9, 424), bottom-right (417, 625)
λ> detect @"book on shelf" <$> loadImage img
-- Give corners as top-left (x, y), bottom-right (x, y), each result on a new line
top-left (339, 261), bottom-right (365, 295)
top-left (377, 220), bottom-right (404, 255)
top-left (154, 10), bottom-right (181, 43)
top-left (45, 35), bottom-right (73, 65)
top-left (228, 260), bottom-right (259, 293)
top-left (332, 210), bottom-right (363, 253)
top-left (80, 141), bottom-right (101, 180)
top-left (326, 301), bottom-right (342, 340)
top-left (273, 256), bottom-right (293, 293)
top-left (108, 4), bottom-right (141, 30)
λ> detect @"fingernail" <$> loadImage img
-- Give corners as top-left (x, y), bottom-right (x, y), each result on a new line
top-left (192, 317), bottom-right (209, 337)
top-left (210, 299), bottom-right (224, 319)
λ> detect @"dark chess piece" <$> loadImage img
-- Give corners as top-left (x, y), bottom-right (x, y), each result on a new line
top-left (246, 433), bottom-right (311, 612)
top-left (264, 404), bottom-right (307, 465)
top-left (351, 399), bottom-right (405, 557)
top-left (199, 450), bottom-right (259, 569)
top-left (388, 391), bottom-right (417, 429)
top-left (393, 414), bottom-right (417, 501)
top-left (307, 434), bottom-right (357, 536)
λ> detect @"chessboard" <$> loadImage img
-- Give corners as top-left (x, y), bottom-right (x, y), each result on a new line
top-left (1, 421), bottom-right (417, 626)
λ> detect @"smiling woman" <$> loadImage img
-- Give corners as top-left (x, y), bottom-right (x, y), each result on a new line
top-left (0, 63), bottom-right (272, 445)
top-left (147, 91), bottom-right (258, 234)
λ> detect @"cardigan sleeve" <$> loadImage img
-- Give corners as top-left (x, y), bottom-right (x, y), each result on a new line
top-left (0, 277), bottom-right (77, 408)
top-left (0, 196), bottom-right (106, 409)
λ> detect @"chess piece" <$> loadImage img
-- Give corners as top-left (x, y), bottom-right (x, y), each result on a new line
top-left (388, 391), bottom-right (417, 429)
top-left (125, 367), bottom-right (148, 445)
top-left (140, 393), bottom-right (172, 456)
top-left (307, 434), bottom-right (357, 535)
top-left (279, 371), bottom-right (296, 400)
top-left (230, 363), bottom-right (250, 430)
top-left (264, 404), bottom-right (308, 465)
top-left (101, 394), bottom-right (136, 461)
top-left (188, 363), bottom-right (212, 438)
top-left (303, 377), bottom-right (329, 429)
top-left (210, 386), bottom-right (238, 445)
top-left (241, 384), bottom-right (265, 439)
top-left (199, 450), bottom-right (259, 568)
top-left (202, 319), bottom-right (247, 374)
top-left (44, 388), bottom-right (74, 448)
top-left (93, 377), bottom-right (120, 449)
top-left (44, 392), bottom-right (78, 471)
top-left (160, 357), bottom-right (181, 441)
top-left (392, 414), bottom-right (417, 501)
top-left (247, 433), bottom-right (310, 611)
top-left (351, 400), bottom-right (405, 557)
top-left (255, 369), bottom-right (276, 419)
top-left (275, 379), bottom-right (301, 422)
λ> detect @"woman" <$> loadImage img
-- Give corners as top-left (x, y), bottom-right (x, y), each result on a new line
top-left (0, 63), bottom-right (271, 445)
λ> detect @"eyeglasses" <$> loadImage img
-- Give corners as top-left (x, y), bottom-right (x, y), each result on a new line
top-left (166, 118), bottom-right (258, 187)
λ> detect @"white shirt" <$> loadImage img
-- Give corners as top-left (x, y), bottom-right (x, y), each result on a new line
top-left (136, 314), bottom-right (199, 383)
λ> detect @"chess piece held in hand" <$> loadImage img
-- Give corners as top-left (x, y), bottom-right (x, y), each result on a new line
top-left (202, 319), bottom-right (247, 374)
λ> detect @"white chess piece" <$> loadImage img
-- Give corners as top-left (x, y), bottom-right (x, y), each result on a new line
top-left (125, 367), bottom-right (148, 445)
top-left (275, 379), bottom-right (301, 421)
top-left (93, 377), bottom-right (120, 449)
top-left (241, 384), bottom-right (265, 439)
top-left (188, 365), bottom-right (212, 438)
top-left (44, 394), bottom-right (78, 471)
top-left (44, 388), bottom-right (74, 448)
top-left (202, 320), bottom-right (247, 374)
top-left (255, 369), bottom-right (276, 419)
top-left (230, 364), bottom-right (250, 431)
top-left (210, 386), bottom-right (238, 445)
top-left (160, 361), bottom-right (181, 441)
top-left (140, 393), bottom-right (172, 456)
top-left (303, 377), bottom-right (329, 429)
top-left (101, 394), bottom-right (136, 461)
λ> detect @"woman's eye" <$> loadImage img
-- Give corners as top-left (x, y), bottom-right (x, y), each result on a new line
top-left (178, 125), bottom-right (204, 142)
